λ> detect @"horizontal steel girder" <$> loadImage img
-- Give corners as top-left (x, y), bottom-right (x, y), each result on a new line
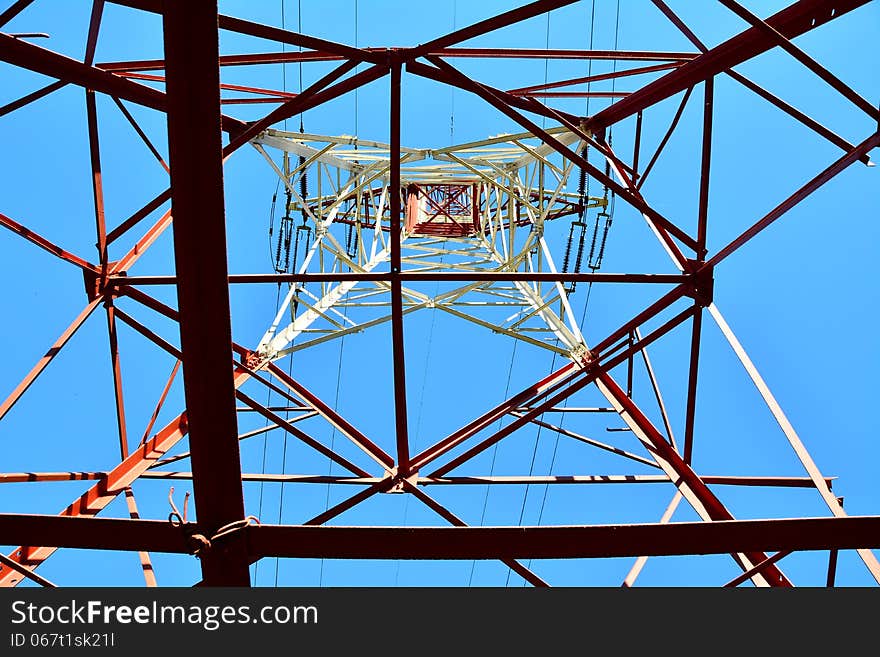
top-left (0, 513), bottom-right (877, 562)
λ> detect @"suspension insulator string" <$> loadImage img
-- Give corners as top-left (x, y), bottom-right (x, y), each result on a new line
top-left (588, 135), bottom-right (614, 272)
top-left (577, 144), bottom-right (589, 218)
top-left (589, 210), bottom-right (612, 271)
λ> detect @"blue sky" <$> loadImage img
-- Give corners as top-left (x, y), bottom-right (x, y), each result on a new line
top-left (0, 0), bottom-right (878, 587)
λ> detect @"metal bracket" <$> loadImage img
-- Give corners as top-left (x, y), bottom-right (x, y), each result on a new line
top-left (684, 260), bottom-right (714, 307)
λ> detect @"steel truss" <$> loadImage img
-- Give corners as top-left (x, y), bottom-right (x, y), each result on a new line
top-left (0, 0), bottom-right (878, 587)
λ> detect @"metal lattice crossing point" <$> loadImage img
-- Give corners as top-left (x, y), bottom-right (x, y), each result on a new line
top-left (0, 0), bottom-right (878, 588)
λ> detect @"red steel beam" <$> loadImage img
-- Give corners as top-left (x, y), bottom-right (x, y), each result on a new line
top-left (106, 51), bottom-right (341, 249)
top-left (0, 33), bottom-right (167, 111)
top-left (123, 487), bottom-right (157, 587)
top-left (416, 56), bottom-right (698, 258)
top-left (95, 48), bottom-right (701, 73)
top-left (724, 550), bottom-right (792, 588)
top-left (0, 515), bottom-right (870, 564)
top-left (115, 273), bottom-right (689, 285)
top-left (0, 80), bottom-right (67, 117)
top-left (0, 211), bottom-right (100, 273)
top-left (517, 91), bottom-right (630, 98)
top-left (161, 0), bottom-right (248, 586)
top-left (402, 481), bottom-right (549, 587)
top-left (83, 0), bottom-right (104, 66)
top-left (697, 78), bottom-right (713, 255)
top-left (429, 305), bottom-right (696, 478)
top-left (3, 514), bottom-right (875, 563)
top-left (705, 130), bottom-right (879, 270)
top-left (2, 513), bottom-right (876, 564)
top-left (105, 304), bottom-right (129, 460)
top-left (390, 63), bottom-right (410, 474)
top-left (0, 0), bottom-right (35, 28)
top-left (635, 86), bottom-right (693, 190)
top-left (0, 298), bottom-right (102, 424)
top-left (0, 398), bottom-right (191, 585)
top-left (235, 391), bottom-right (372, 478)
top-left (0, 472), bottom-right (834, 488)
top-left (104, 189), bottom-right (170, 245)
top-left (406, 0), bottom-right (579, 61)
top-left (682, 76), bottom-right (714, 464)
top-left (110, 96), bottom-right (170, 172)
top-left (85, 90), bottom-right (108, 274)
top-left (508, 62), bottom-right (682, 95)
top-left (223, 59), bottom-right (366, 154)
top-left (110, 304), bottom-right (376, 480)
top-left (586, 0), bottom-right (872, 131)
top-left (682, 309), bottom-right (703, 465)
top-left (650, 0), bottom-right (871, 166)
top-left (106, 0), bottom-right (385, 65)
top-left (265, 361), bottom-right (394, 470)
top-left (411, 278), bottom-right (692, 473)
top-left (139, 360), bottom-right (179, 446)
top-left (435, 48), bottom-right (698, 61)
top-left (118, 71), bottom-right (297, 99)
top-left (717, 0), bottom-right (878, 121)
top-left (0, 31), bottom-right (250, 138)
top-left (596, 372), bottom-right (791, 586)
top-left (409, 361), bottom-right (581, 473)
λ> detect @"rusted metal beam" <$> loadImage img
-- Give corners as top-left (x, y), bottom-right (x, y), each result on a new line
top-left (162, 0), bottom-right (248, 586)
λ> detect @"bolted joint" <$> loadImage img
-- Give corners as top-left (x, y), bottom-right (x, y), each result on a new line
top-left (384, 466), bottom-right (419, 493)
top-left (242, 349), bottom-right (267, 371)
top-left (84, 262), bottom-right (124, 303)
top-left (577, 119), bottom-right (595, 141)
top-left (569, 343), bottom-right (591, 367)
top-left (684, 260), bottom-right (714, 307)
top-left (82, 268), bottom-right (101, 301)
top-left (187, 532), bottom-right (212, 559)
